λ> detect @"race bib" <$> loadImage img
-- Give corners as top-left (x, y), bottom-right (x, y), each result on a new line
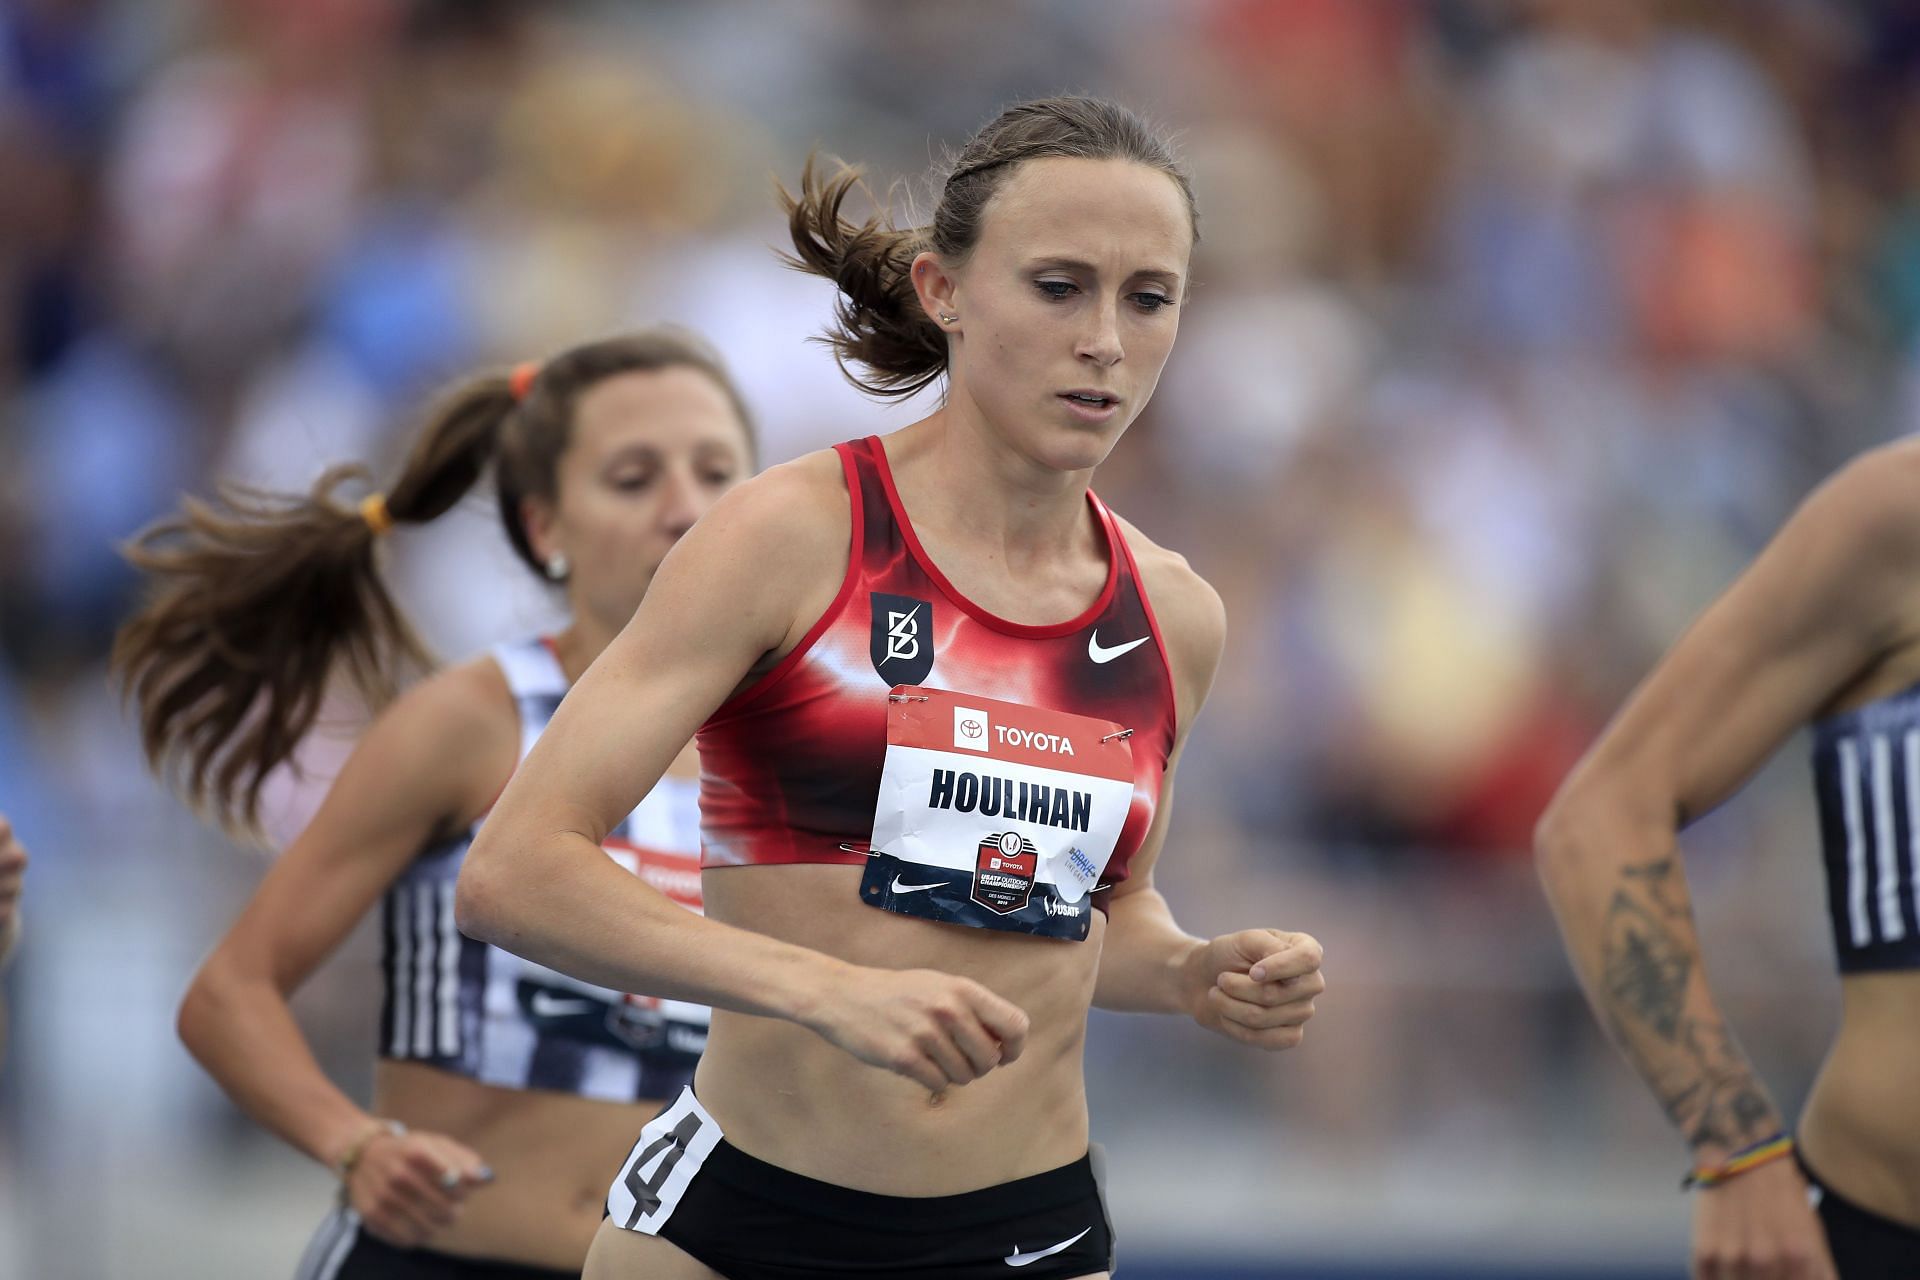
top-left (859, 686), bottom-right (1135, 941)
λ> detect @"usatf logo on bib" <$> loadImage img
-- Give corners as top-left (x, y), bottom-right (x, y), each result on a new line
top-left (869, 592), bottom-right (934, 686)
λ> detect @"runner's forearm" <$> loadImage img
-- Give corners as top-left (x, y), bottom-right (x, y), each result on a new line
top-left (178, 966), bottom-right (383, 1167)
top-left (1537, 797), bottom-right (1785, 1160)
top-left (459, 828), bottom-right (849, 1029)
top-left (1093, 886), bottom-right (1205, 1014)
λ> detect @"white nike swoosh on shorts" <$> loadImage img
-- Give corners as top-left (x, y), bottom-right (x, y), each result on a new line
top-left (1087, 631), bottom-right (1149, 664)
top-left (1005, 1226), bottom-right (1092, 1266)
top-left (890, 876), bottom-right (945, 894)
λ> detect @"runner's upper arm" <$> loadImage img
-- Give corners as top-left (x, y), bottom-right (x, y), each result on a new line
top-left (208, 660), bottom-right (518, 993)
top-left (1551, 445), bottom-right (1920, 832)
top-left (463, 456), bottom-right (849, 899)
top-left (1107, 529), bottom-right (1226, 898)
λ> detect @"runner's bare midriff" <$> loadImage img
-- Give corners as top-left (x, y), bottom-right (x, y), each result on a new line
top-left (695, 862), bottom-right (1104, 1196)
top-left (1799, 970), bottom-right (1920, 1228)
top-left (375, 1059), bottom-right (662, 1268)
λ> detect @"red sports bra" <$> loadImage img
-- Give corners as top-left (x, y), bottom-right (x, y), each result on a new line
top-left (695, 436), bottom-right (1178, 910)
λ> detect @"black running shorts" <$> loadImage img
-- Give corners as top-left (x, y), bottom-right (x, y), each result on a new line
top-left (1799, 1152), bottom-right (1920, 1279)
top-left (606, 1087), bottom-right (1116, 1279)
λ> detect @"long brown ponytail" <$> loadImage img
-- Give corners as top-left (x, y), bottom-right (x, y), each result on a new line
top-left (779, 95), bottom-right (1198, 401)
top-left (113, 327), bottom-right (755, 833)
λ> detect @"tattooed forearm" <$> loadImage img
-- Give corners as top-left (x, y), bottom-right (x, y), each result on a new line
top-left (1595, 857), bottom-right (1782, 1152)
top-left (1636, 1016), bottom-right (1780, 1149)
top-left (1621, 856), bottom-right (1690, 919)
top-left (1603, 891), bottom-right (1691, 1039)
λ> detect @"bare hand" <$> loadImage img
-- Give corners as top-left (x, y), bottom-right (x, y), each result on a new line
top-left (1690, 1158), bottom-right (1836, 1280)
top-left (0, 816), bottom-right (26, 944)
top-left (345, 1128), bottom-right (492, 1249)
top-left (1188, 929), bottom-right (1323, 1050)
top-left (807, 965), bottom-right (1030, 1095)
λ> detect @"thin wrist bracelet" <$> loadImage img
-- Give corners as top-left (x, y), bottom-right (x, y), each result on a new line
top-left (333, 1118), bottom-right (407, 1181)
top-left (1681, 1132), bottom-right (1794, 1190)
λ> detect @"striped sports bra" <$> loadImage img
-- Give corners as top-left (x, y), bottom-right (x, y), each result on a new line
top-left (378, 637), bottom-right (708, 1101)
top-left (1811, 682), bottom-right (1920, 972)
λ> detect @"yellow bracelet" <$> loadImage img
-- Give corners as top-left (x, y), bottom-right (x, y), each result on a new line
top-left (1682, 1134), bottom-right (1794, 1190)
top-left (332, 1119), bottom-right (406, 1181)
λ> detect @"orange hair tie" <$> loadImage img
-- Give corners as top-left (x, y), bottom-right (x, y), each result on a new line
top-left (359, 493), bottom-right (395, 537)
top-left (509, 361), bottom-right (541, 402)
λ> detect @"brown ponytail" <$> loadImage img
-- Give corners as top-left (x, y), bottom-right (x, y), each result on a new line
top-left (778, 156), bottom-right (946, 400)
top-left (112, 374), bottom-right (516, 833)
top-left (113, 327), bottom-right (756, 834)
top-left (780, 96), bottom-right (1198, 402)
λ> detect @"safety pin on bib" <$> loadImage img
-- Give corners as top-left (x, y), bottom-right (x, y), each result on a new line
top-left (888, 693), bottom-right (930, 703)
top-left (1101, 727), bottom-right (1134, 743)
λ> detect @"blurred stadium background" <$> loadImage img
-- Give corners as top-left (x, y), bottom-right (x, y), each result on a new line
top-left (3, 0), bottom-right (1914, 1276)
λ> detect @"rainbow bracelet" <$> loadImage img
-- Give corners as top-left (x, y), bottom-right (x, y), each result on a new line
top-left (1681, 1133), bottom-right (1794, 1190)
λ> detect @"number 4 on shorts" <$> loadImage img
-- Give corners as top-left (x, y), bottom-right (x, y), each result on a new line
top-left (621, 1112), bottom-right (704, 1229)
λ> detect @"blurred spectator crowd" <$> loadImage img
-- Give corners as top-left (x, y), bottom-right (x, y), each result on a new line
top-left (5, 0), bottom-right (1918, 1270)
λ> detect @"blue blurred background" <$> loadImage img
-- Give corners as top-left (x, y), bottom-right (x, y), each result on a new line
top-left (3, 0), bottom-right (1914, 1275)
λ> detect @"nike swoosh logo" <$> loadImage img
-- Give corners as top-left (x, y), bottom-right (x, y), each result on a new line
top-left (1087, 630), bottom-right (1149, 664)
top-left (529, 992), bottom-right (597, 1017)
top-left (890, 876), bottom-right (945, 894)
top-left (1005, 1226), bottom-right (1091, 1267)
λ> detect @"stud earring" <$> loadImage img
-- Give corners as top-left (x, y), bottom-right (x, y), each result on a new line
top-left (545, 554), bottom-right (569, 582)
top-left (939, 312), bottom-right (958, 324)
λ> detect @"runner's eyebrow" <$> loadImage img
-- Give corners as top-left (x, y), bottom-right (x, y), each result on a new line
top-left (1025, 255), bottom-right (1182, 286)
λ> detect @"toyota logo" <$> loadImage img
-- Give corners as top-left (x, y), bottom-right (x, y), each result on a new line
top-left (959, 719), bottom-right (984, 739)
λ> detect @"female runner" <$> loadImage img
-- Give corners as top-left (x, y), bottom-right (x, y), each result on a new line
top-left (1539, 441), bottom-right (1920, 1279)
top-left (0, 812), bottom-right (25, 1064)
top-left (115, 330), bottom-right (756, 1277)
top-left (459, 97), bottom-right (1327, 1280)
top-left (0, 813), bottom-right (23, 971)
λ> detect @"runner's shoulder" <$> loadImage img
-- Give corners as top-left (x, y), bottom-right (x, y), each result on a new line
top-left (1111, 513), bottom-right (1224, 653)
top-left (677, 447), bottom-right (850, 580)
top-left (1110, 512), bottom-right (1225, 710)
top-left (374, 656), bottom-right (516, 756)
top-left (342, 655), bottom-right (519, 822)
top-left (1813, 440), bottom-right (1920, 566)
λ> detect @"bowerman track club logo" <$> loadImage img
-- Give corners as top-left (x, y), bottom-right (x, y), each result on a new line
top-left (869, 592), bottom-right (935, 685)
